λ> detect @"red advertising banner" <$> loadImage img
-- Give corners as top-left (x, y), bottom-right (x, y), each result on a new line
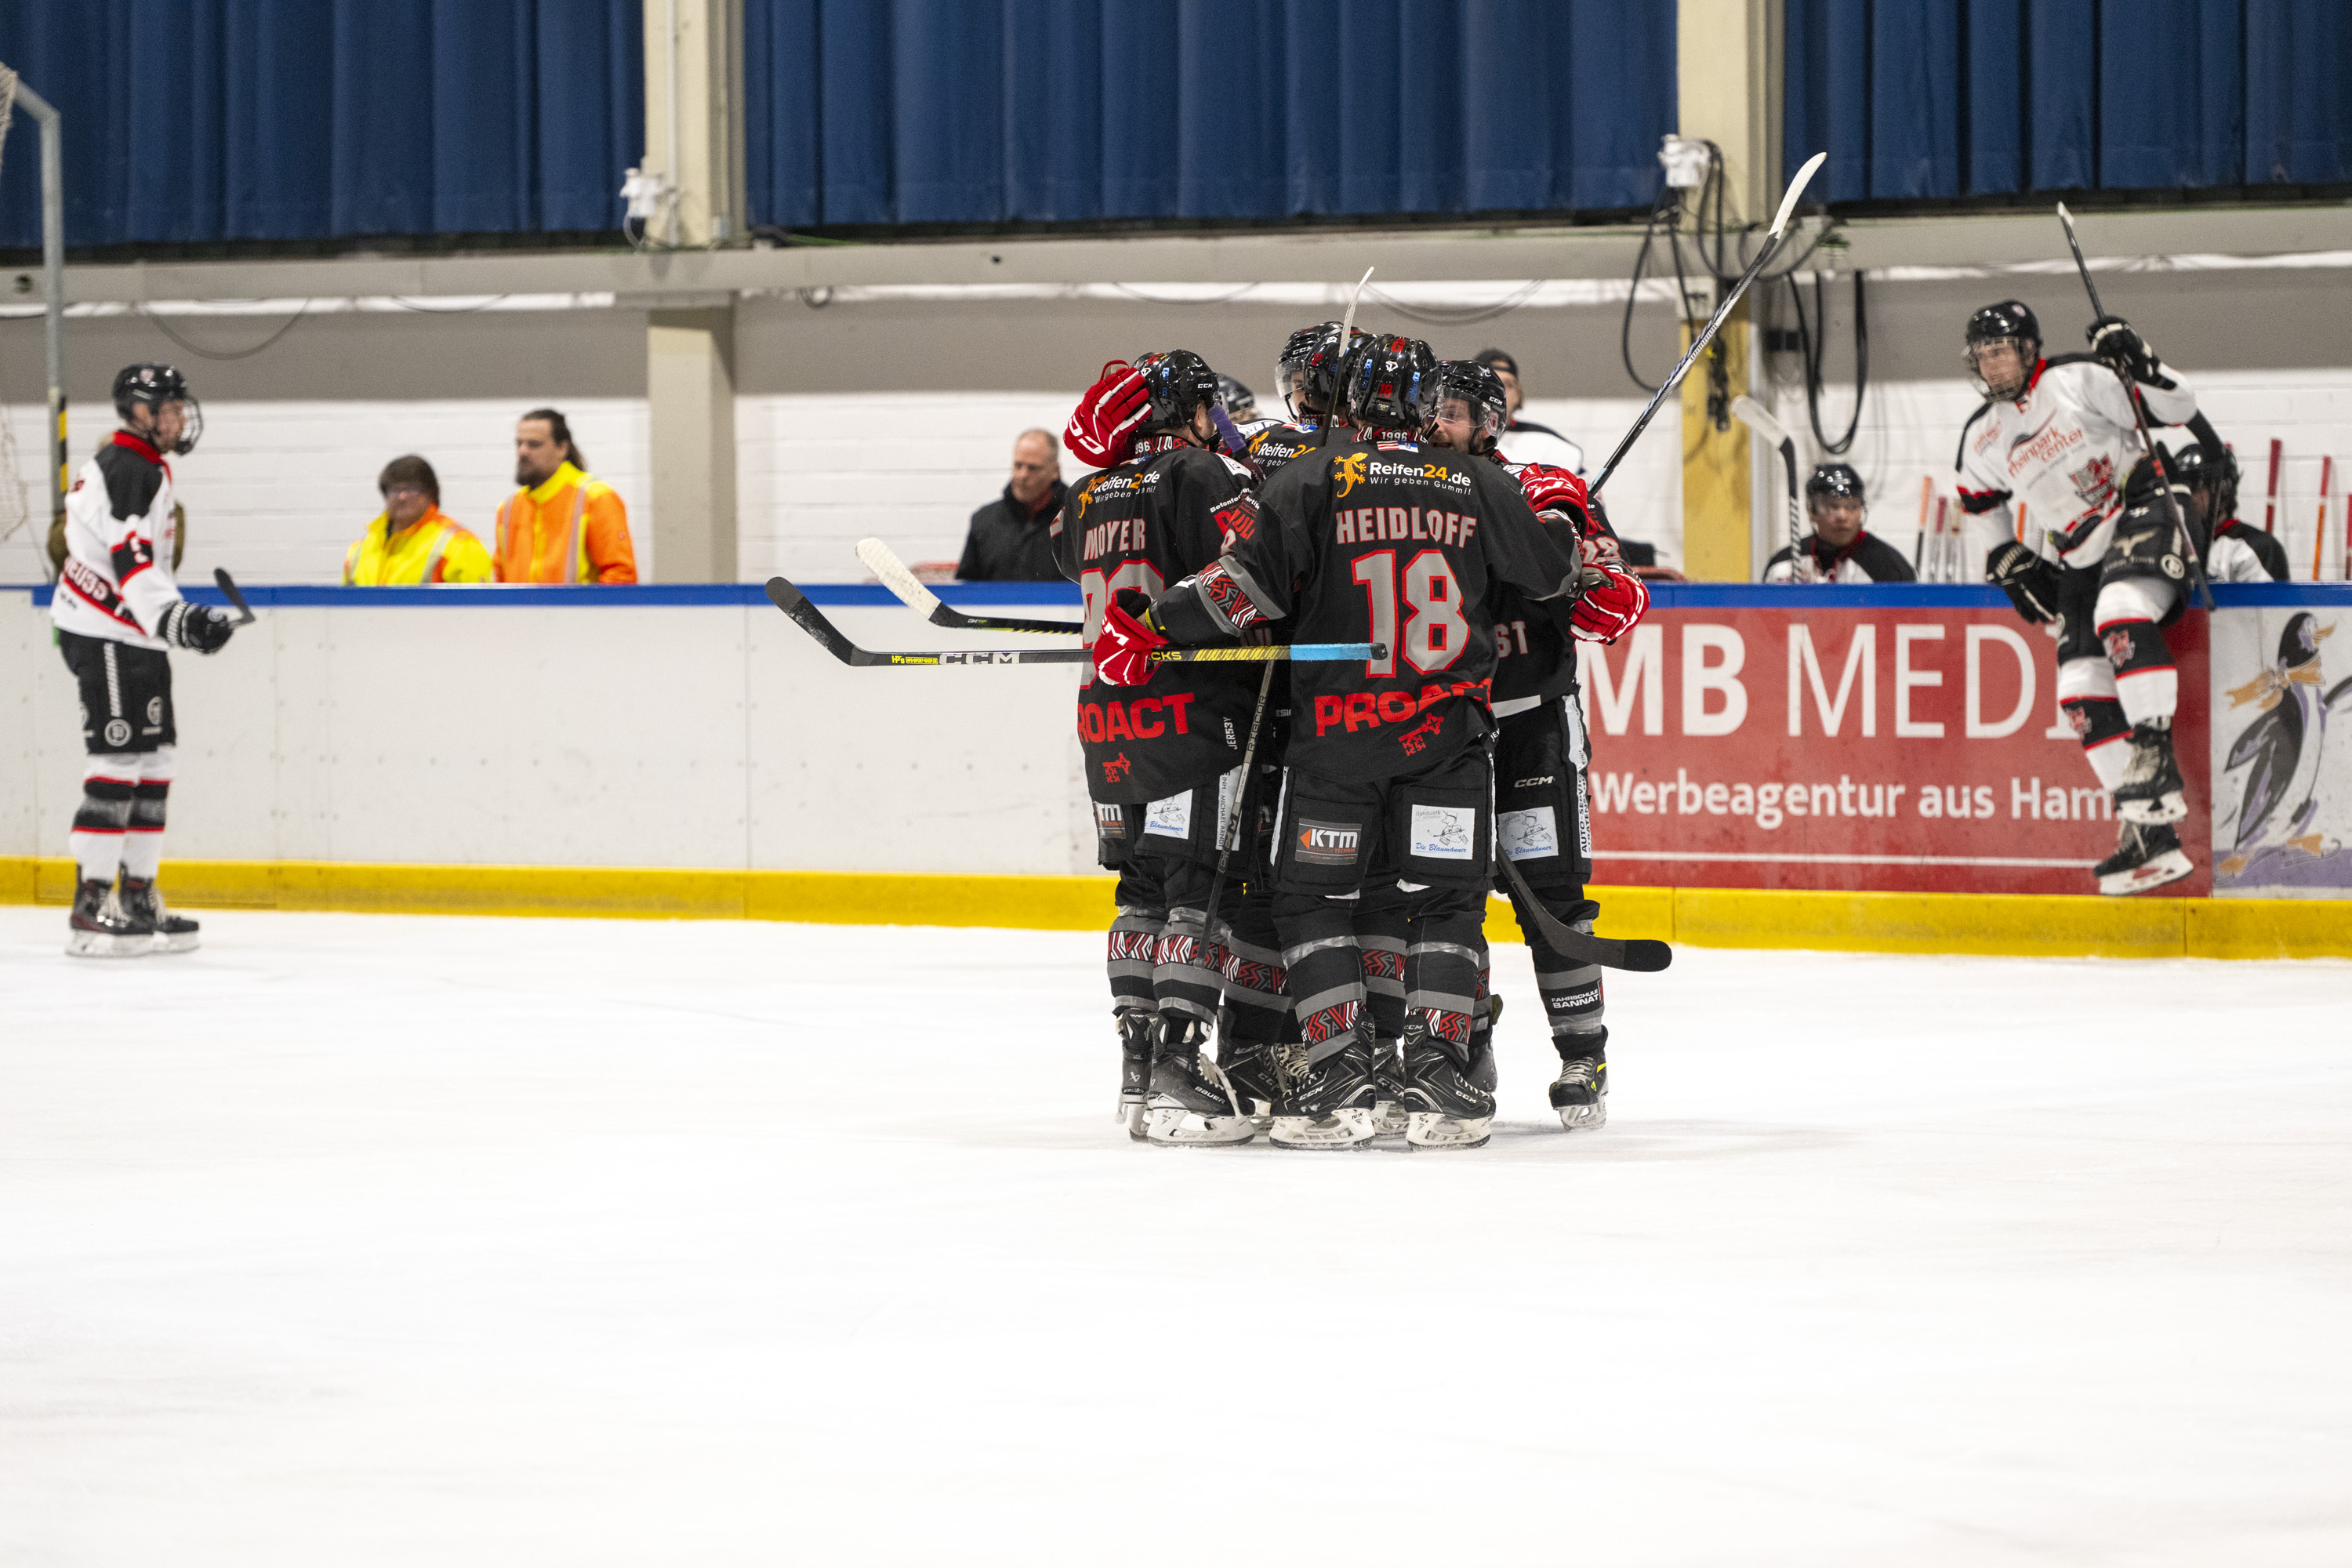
top-left (1574, 588), bottom-right (2210, 896)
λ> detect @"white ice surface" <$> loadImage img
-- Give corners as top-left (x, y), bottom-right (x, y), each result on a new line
top-left (2, 906), bottom-right (2349, 1566)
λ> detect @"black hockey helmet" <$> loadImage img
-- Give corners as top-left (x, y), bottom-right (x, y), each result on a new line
top-left (1133, 350), bottom-right (1220, 434)
top-left (1806, 463), bottom-right (1865, 505)
top-left (113, 362), bottom-right (203, 454)
top-left (1964, 300), bottom-right (2041, 401)
top-left (1276, 321), bottom-right (1364, 422)
top-left (1214, 372), bottom-right (1257, 421)
top-left (2171, 441), bottom-right (2240, 524)
top-left (1340, 334), bottom-right (1439, 434)
top-left (1417, 359), bottom-right (1509, 453)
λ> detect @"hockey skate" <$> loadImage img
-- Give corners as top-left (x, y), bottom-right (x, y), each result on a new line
top-left (1115, 1011), bottom-right (1154, 1140)
top-left (66, 877), bottom-right (153, 959)
top-left (1143, 1019), bottom-right (1255, 1147)
top-left (2112, 720), bottom-right (2187, 825)
top-left (1550, 1029), bottom-right (1609, 1132)
top-left (1268, 1025), bottom-right (1378, 1151)
top-left (117, 877), bottom-right (199, 955)
top-left (2095, 818), bottom-right (2194, 895)
top-left (1398, 1017), bottom-right (1496, 1151)
top-left (1215, 1038), bottom-right (1284, 1126)
top-left (1368, 1037), bottom-right (1408, 1138)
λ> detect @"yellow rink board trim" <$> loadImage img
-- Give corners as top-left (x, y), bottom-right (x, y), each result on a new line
top-left (1, 857), bottom-right (2345, 960)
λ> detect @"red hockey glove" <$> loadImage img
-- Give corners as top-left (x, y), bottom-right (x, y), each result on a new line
top-left (1092, 601), bottom-right (1168, 686)
top-left (1065, 361), bottom-right (1152, 470)
top-left (1570, 568), bottom-right (1649, 644)
top-left (1518, 463), bottom-right (1590, 524)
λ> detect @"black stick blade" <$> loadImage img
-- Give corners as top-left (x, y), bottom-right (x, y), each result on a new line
top-left (212, 568), bottom-right (257, 624)
top-left (764, 576), bottom-right (865, 665)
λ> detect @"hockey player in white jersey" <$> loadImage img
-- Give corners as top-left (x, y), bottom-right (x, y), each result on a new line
top-left (1952, 301), bottom-right (2203, 895)
top-left (52, 365), bottom-right (238, 956)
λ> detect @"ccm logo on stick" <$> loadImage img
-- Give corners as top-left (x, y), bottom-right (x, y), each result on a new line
top-left (1080, 693), bottom-right (1196, 742)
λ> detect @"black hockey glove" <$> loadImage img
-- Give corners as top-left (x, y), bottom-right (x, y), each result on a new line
top-left (161, 600), bottom-right (236, 654)
top-left (1986, 540), bottom-right (2060, 625)
top-left (2088, 316), bottom-right (2172, 389)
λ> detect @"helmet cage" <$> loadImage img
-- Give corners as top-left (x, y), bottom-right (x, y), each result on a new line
top-left (1417, 361), bottom-right (1508, 453)
top-left (112, 362), bottom-right (203, 456)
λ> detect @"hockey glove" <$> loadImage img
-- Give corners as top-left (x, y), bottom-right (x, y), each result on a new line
top-left (1517, 463), bottom-right (1592, 528)
top-left (1570, 568), bottom-right (1649, 644)
top-left (1986, 540), bottom-right (2060, 625)
top-left (161, 600), bottom-right (235, 654)
top-left (1065, 361), bottom-right (1152, 470)
top-left (1092, 597), bottom-right (1168, 686)
top-left (2088, 316), bottom-right (2172, 388)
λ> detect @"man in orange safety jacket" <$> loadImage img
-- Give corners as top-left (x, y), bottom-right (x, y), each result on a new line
top-left (344, 456), bottom-right (493, 586)
top-left (495, 408), bottom-right (637, 584)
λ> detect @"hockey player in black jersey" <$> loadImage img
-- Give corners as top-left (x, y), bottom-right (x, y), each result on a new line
top-left (1761, 465), bottom-right (1918, 584)
top-left (1235, 321), bottom-right (1367, 480)
top-left (1422, 359), bottom-right (1650, 1131)
top-left (52, 365), bottom-right (236, 958)
top-left (1094, 336), bottom-right (1590, 1152)
top-left (1054, 349), bottom-right (1283, 1146)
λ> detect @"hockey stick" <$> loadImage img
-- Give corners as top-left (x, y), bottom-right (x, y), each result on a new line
top-left (766, 578), bottom-right (1380, 666)
top-left (1497, 852), bottom-right (1672, 975)
top-left (1592, 151), bottom-right (1827, 499)
top-left (212, 568), bottom-right (257, 625)
top-left (2053, 202), bottom-right (2216, 613)
top-left (1317, 266), bottom-right (1375, 452)
top-left (1730, 394), bottom-right (1806, 581)
top-left (854, 539), bottom-right (1083, 635)
top-left (1200, 660), bottom-right (1292, 1109)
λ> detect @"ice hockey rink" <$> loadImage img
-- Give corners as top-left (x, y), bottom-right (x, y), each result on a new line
top-left (2, 906), bottom-right (2347, 1565)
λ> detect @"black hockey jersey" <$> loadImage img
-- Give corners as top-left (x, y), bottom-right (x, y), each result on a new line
top-left (1241, 419), bottom-right (1326, 481)
top-left (1054, 435), bottom-right (1261, 803)
top-left (1165, 430), bottom-right (1585, 779)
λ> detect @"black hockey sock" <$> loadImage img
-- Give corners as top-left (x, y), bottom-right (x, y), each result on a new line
top-left (1356, 884), bottom-right (1409, 1041)
top-left (1106, 906), bottom-right (1162, 1018)
top-left (1403, 892), bottom-right (1487, 1051)
top-left (1512, 880), bottom-right (1606, 1041)
top-left (1153, 904), bottom-right (1225, 1030)
top-left (1274, 891), bottom-right (1365, 1047)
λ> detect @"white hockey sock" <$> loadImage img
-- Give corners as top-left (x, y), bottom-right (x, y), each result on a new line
top-left (121, 746), bottom-right (173, 881)
top-left (2083, 733), bottom-right (2130, 796)
top-left (71, 753), bottom-right (141, 887)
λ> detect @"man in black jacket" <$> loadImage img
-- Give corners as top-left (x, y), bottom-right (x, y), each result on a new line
top-left (956, 429), bottom-right (1067, 580)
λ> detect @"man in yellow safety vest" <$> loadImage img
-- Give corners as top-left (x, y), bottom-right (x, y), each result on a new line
top-left (495, 408), bottom-right (638, 584)
top-left (343, 456), bottom-right (492, 586)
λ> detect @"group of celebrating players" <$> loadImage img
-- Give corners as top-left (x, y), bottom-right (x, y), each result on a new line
top-left (1051, 296), bottom-right (2275, 1150)
top-left (1052, 327), bottom-right (1645, 1152)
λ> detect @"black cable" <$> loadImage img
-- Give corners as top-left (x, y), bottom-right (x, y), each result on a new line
top-left (1618, 188), bottom-right (1678, 393)
top-left (1788, 270), bottom-right (1867, 456)
top-left (136, 301), bottom-right (309, 361)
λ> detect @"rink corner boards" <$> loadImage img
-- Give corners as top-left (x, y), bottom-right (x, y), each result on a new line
top-left (2, 858), bottom-right (2347, 961)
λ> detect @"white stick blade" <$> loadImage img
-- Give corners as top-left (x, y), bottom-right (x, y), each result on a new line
top-left (1769, 151), bottom-right (1828, 238)
top-left (855, 538), bottom-right (943, 615)
top-left (1729, 394), bottom-right (1795, 451)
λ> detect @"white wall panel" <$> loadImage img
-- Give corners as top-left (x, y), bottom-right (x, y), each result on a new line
top-left (3, 594), bottom-right (1088, 877)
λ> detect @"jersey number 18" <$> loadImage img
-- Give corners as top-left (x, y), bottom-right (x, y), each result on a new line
top-left (1349, 549), bottom-right (1469, 678)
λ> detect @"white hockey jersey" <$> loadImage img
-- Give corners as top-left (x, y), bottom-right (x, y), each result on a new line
top-left (1953, 354), bottom-right (2197, 572)
top-left (52, 431), bottom-right (185, 652)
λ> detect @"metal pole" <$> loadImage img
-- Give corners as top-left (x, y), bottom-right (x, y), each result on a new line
top-left (13, 80), bottom-right (63, 579)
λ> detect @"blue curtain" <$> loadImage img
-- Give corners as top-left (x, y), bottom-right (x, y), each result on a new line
top-left (1788, 0), bottom-right (2352, 199)
top-left (0, 0), bottom-right (643, 249)
top-left (743, 0), bottom-right (1676, 227)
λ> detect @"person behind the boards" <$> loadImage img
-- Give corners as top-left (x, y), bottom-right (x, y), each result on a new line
top-left (1762, 464), bottom-right (1918, 584)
